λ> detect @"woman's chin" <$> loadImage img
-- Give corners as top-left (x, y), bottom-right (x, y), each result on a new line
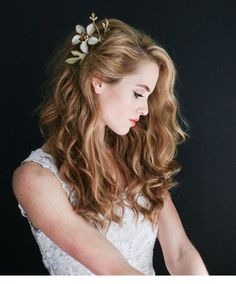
top-left (109, 126), bottom-right (130, 136)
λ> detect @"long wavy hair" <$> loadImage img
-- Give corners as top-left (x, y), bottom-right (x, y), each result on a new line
top-left (35, 18), bottom-right (190, 230)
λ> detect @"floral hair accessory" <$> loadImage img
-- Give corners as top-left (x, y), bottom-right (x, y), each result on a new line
top-left (65, 12), bottom-right (110, 65)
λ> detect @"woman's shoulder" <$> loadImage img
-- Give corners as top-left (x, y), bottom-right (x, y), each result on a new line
top-left (13, 143), bottom-right (75, 203)
top-left (12, 153), bottom-right (79, 234)
top-left (16, 143), bottom-right (58, 176)
top-left (12, 156), bottom-right (62, 200)
top-left (12, 144), bottom-right (66, 199)
top-left (13, 158), bottom-right (57, 183)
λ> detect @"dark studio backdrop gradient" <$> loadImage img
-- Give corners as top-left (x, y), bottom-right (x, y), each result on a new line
top-left (1, 0), bottom-right (236, 275)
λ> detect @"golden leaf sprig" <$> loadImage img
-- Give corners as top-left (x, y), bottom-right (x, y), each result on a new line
top-left (65, 12), bottom-right (110, 65)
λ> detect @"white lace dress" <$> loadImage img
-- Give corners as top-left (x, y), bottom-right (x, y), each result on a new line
top-left (17, 148), bottom-right (158, 275)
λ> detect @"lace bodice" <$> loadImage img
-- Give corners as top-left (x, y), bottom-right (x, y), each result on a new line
top-left (17, 148), bottom-right (158, 275)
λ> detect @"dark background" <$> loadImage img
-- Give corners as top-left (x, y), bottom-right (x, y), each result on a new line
top-left (1, 0), bottom-right (235, 275)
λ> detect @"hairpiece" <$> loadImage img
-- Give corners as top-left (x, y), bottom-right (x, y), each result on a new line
top-left (65, 12), bottom-right (110, 65)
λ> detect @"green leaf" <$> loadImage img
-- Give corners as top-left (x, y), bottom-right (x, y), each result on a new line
top-left (65, 57), bottom-right (81, 64)
top-left (105, 18), bottom-right (109, 28)
top-left (71, 50), bottom-right (83, 56)
top-left (79, 53), bottom-right (87, 60)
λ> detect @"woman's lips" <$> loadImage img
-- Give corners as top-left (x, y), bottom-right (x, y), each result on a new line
top-left (129, 119), bottom-right (137, 126)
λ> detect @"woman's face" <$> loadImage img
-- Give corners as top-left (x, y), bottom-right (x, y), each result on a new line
top-left (93, 60), bottom-right (159, 136)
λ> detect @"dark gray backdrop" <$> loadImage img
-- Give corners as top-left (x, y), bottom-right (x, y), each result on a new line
top-left (1, 0), bottom-right (235, 275)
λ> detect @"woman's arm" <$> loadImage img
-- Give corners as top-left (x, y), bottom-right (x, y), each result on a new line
top-left (157, 192), bottom-right (209, 275)
top-left (12, 162), bottom-right (143, 275)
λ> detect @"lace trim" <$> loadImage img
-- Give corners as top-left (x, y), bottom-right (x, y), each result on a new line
top-left (17, 148), bottom-right (158, 275)
top-left (18, 148), bottom-right (76, 232)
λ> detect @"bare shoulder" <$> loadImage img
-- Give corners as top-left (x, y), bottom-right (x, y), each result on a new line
top-left (12, 161), bottom-right (64, 202)
top-left (13, 162), bottom-right (57, 185)
top-left (12, 161), bottom-right (73, 230)
top-left (12, 160), bottom-right (144, 275)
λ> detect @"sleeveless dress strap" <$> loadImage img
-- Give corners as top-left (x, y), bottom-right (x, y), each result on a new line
top-left (18, 148), bottom-right (75, 223)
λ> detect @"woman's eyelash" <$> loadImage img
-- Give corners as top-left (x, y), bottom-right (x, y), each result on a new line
top-left (133, 91), bottom-right (144, 98)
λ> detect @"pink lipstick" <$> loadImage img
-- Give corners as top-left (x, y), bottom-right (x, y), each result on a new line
top-left (129, 119), bottom-right (137, 126)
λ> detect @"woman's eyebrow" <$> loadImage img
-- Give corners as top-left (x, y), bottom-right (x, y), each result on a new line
top-left (136, 84), bottom-right (151, 92)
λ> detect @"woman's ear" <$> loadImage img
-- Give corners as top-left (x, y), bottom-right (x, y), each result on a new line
top-left (92, 76), bottom-right (104, 95)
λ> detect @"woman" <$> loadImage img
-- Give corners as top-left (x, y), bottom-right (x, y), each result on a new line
top-left (12, 13), bottom-right (209, 275)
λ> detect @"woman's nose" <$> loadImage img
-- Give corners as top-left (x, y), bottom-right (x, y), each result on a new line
top-left (138, 102), bottom-right (149, 116)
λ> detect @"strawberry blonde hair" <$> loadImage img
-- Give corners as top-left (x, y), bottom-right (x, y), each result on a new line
top-left (36, 18), bottom-right (190, 230)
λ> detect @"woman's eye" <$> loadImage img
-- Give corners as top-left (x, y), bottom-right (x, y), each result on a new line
top-left (133, 91), bottom-right (144, 98)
